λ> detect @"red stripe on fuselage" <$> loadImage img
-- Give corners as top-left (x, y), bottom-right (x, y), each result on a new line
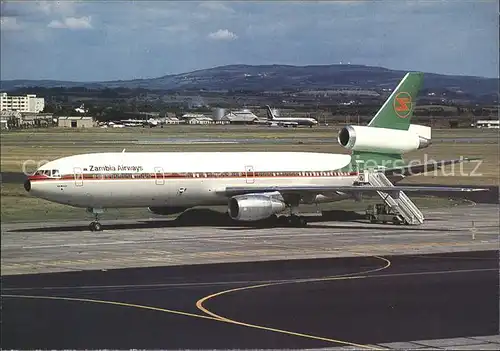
top-left (29, 171), bottom-right (359, 182)
top-left (28, 174), bottom-right (50, 181)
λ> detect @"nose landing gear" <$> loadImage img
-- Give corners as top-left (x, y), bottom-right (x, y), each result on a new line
top-left (87, 207), bottom-right (104, 231)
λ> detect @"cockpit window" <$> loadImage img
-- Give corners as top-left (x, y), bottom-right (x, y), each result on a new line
top-left (34, 169), bottom-right (60, 177)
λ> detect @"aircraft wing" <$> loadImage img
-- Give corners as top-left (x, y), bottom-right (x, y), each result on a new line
top-left (382, 157), bottom-right (481, 178)
top-left (222, 185), bottom-right (488, 197)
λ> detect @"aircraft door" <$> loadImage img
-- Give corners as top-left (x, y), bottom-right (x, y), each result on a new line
top-left (73, 167), bottom-right (83, 186)
top-left (245, 165), bottom-right (255, 184)
top-left (154, 167), bottom-right (164, 185)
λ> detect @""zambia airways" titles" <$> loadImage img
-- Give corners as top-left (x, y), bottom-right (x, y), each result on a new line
top-left (88, 165), bottom-right (144, 172)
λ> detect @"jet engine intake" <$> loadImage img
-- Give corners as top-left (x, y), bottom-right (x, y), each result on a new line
top-left (338, 125), bottom-right (431, 154)
top-left (228, 194), bottom-right (286, 221)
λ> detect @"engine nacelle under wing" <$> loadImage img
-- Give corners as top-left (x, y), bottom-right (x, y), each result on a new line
top-left (228, 194), bottom-right (286, 221)
top-left (338, 125), bottom-right (431, 154)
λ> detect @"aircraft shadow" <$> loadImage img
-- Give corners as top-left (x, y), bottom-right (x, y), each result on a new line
top-left (221, 223), bottom-right (461, 232)
top-left (9, 209), bottom-right (457, 233)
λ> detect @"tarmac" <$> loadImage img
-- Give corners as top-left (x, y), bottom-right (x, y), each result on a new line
top-left (1, 203), bottom-right (499, 350)
top-left (1, 204), bottom-right (498, 275)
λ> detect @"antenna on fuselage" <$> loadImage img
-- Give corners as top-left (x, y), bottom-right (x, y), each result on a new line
top-left (122, 149), bottom-right (126, 153)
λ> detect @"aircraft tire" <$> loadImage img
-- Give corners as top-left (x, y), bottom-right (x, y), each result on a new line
top-left (89, 221), bottom-right (103, 231)
top-left (277, 216), bottom-right (289, 227)
top-left (289, 215), bottom-right (307, 227)
top-left (298, 217), bottom-right (308, 227)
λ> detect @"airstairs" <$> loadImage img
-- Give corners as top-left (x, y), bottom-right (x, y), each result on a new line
top-left (357, 171), bottom-right (425, 225)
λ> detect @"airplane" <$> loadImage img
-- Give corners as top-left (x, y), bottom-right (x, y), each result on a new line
top-left (265, 105), bottom-right (318, 127)
top-left (24, 72), bottom-right (486, 231)
top-left (146, 117), bottom-right (161, 127)
top-left (100, 121), bottom-right (125, 128)
top-left (119, 118), bottom-right (162, 128)
top-left (74, 104), bottom-right (88, 114)
top-left (120, 119), bottom-right (145, 127)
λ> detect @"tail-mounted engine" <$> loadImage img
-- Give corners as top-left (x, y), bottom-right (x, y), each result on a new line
top-left (338, 124), bottom-right (431, 154)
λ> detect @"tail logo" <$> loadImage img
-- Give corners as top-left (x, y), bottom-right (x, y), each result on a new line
top-left (394, 92), bottom-right (412, 118)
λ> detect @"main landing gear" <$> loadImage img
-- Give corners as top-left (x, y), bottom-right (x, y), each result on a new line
top-left (276, 195), bottom-right (308, 227)
top-left (277, 215), bottom-right (308, 227)
top-left (87, 208), bottom-right (104, 231)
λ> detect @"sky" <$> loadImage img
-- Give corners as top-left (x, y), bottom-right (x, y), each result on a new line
top-left (1, 0), bottom-right (498, 81)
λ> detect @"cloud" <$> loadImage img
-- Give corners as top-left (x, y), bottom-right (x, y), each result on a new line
top-left (48, 16), bottom-right (92, 30)
top-left (208, 29), bottom-right (238, 41)
top-left (0, 16), bottom-right (23, 31)
top-left (1, 1), bottom-right (497, 80)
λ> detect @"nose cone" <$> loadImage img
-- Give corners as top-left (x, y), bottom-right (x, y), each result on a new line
top-left (24, 179), bottom-right (31, 192)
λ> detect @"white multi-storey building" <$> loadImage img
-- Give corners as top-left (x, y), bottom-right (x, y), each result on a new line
top-left (0, 93), bottom-right (45, 113)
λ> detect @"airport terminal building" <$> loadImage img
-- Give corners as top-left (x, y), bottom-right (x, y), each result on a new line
top-left (0, 93), bottom-right (45, 113)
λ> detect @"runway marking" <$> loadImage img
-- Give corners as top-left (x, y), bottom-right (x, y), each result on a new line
top-left (1, 278), bottom-right (328, 291)
top-left (196, 255), bottom-right (392, 350)
top-left (2, 283), bottom-right (383, 349)
top-left (1, 278), bottom-right (379, 349)
top-left (1, 294), bottom-right (221, 320)
top-left (4, 267), bottom-right (495, 292)
top-left (1, 257), bottom-right (391, 349)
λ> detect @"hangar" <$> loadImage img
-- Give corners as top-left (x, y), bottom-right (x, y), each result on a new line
top-left (58, 116), bottom-right (95, 128)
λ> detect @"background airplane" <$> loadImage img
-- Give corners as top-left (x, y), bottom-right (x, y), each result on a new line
top-left (265, 105), bottom-right (318, 127)
top-left (101, 118), bottom-right (162, 128)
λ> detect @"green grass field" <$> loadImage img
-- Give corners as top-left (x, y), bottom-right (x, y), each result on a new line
top-left (1, 126), bottom-right (497, 222)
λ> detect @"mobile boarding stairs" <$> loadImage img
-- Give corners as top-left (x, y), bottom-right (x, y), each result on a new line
top-left (355, 170), bottom-right (425, 225)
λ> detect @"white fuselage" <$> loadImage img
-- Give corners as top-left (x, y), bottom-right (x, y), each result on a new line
top-left (271, 117), bottom-right (318, 126)
top-left (28, 152), bottom-right (357, 209)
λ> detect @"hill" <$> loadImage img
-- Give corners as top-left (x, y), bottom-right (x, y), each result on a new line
top-left (1, 64), bottom-right (498, 98)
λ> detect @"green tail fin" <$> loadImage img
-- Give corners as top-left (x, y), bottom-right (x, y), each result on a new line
top-left (367, 72), bottom-right (423, 130)
top-left (347, 72), bottom-right (424, 172)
